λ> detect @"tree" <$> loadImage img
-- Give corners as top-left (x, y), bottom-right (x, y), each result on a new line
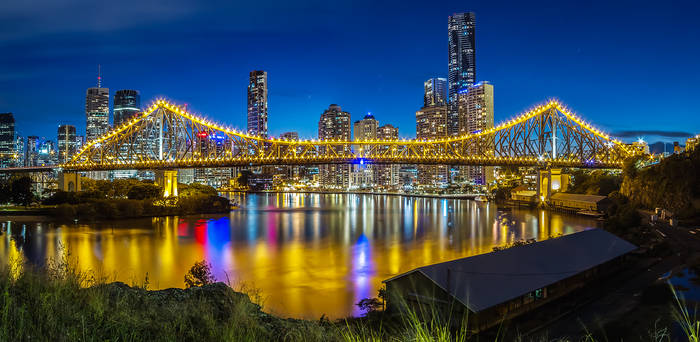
top-left (10, 176), bottom-right (34, 206)
top-left (236, 170), bottom-right (252, 188)
top-left (127, 182), bottom-right (162, 200)
top-left (356, 298), bottom-right (383, 315)
top-left (184, 260), bottom-right (215, 288)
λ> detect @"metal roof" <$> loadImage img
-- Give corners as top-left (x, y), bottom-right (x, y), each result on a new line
top-left (550, 193), bottom-right (607, 203)
top-left (383, 229), bottom-right (636, 313)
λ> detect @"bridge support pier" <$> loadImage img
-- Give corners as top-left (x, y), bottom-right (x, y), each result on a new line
top-left (537, 168), bottom-right (569, 202)
top-left (58, 172), bottom-right (82, 192)
top-left (155, 170), bottom-right (178, 198)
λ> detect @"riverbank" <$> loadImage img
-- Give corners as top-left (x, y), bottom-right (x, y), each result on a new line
top-left (225, 189), bottom-right (484, 200)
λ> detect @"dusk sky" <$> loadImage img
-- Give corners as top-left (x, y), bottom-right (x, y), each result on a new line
top-left (1, 0), bottom-right (698, 143)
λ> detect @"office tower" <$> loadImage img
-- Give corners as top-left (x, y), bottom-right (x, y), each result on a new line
top-left (457, 81), bottom-right (494, 185)
top-left (86, 68), bottom-right (110, 141)
top-left (75, 135), bottom-right (85, 152)
top-left (57, 125), bottom-right (77, 164)
top-left (0, 113), bottom-right (15, 168)
top-left (13, 135), bottom-right (24, 167)
top-left (247, 70), bottom-right (268, 138)
top-left (375, 124), bottom-right (400, 188)
top-left (318, 104), bottom-right (351, 188)
top-left (26, 136), bottom-right (39, 167)
top-left (37, 139), bottom-right (56, 166)
top-left (113, 89), bottom-right (140, 127)
top-left (424, 78), bottom-right (448, 107)
top-left (278, 132), bottom-right (301, 179)
top-left (448, 12), bottom-right (476, 136)
top-left (351, 114), bottom-right (379, 188)
top-left (416, 105), bottom-right (449, 185)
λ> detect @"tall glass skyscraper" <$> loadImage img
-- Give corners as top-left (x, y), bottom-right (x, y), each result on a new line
top-left (57, 124), bottom-right (77, 164)
top-left (86, 70), bottom-right (109, 142)
top-left (113, 89), bottom-right (140, 127)
top-left (424, 78), bottom-right (448, 107)
top-left (448, 12), bottom-right (476, 136)
top-left (247, 70), bottom-right (268, 138)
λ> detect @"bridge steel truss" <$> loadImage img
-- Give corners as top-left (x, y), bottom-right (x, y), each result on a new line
top-left (62, 99), bottom-right (634, 171)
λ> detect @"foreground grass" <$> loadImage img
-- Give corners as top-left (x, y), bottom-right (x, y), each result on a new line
top-left (1, 256), bottom-right (699, 341)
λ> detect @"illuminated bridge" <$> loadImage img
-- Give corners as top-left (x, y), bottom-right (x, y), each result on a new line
top-left (60, 99), bottom-right (633, 172)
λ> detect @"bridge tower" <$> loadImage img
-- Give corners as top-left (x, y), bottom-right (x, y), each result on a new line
top-left (155, 170), bottom-right (178, 197)
top-left (537, 168), bottom-right (569, 202)
top-left (58, 172), bottom-right (83, 192)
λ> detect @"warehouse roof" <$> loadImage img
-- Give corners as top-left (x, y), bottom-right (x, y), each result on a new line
top-left (383, 229), bottom-right (636, 312)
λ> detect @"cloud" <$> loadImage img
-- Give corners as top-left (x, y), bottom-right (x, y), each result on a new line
top-left (612, 130), bottom-right (694, 138)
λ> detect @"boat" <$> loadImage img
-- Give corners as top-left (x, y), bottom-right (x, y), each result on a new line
top-left (474, 195), bottom-right (488, 202)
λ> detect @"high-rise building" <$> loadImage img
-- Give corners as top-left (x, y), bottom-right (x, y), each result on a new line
top-left (416, 106), bottom-right (449, 185)
top-left (113, 89), bottom-right (140, 127)
top-left (57, 125), bottom-right (77, 164)
top-left (424, 78), bottom-right (448, 107)
top-left (351, 114), bottom-right (379, 188)
top-left (0, 113), bottom-right (15, 168)
top-left (247, 70), bottom-right (268, 138)
top-left (457, 81), bottom-right (494, 185)
top-left (353, 113), bottom-right (378, 141)
top-left (448, 12), bottom-right (476, 136)
top-left (318, 104), bottom-right (351, 188)
top-left (37, 139), bottom-right (56, 166)
top-left (25, 136), bottom-right (39, 167)
top-left (86, 69), bottom-right (110, 141)
top-left (375, 124), bottom-right (400, 188)
top-left (75, 135), bottom-right (85, 153)
top-left (13, 135), bottom-right (24, 167)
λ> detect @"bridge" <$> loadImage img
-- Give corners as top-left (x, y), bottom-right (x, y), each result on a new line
top-left (2, 99), bottom-right (636, 197)
top-left (58, 99), bottom-right (632, 171)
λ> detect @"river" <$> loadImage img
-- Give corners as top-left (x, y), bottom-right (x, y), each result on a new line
top-left (0, 193), bottom-right (599, 319)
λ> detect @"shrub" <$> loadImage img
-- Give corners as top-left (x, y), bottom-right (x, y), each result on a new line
top-left (184, 261), bottom-right (216, 288)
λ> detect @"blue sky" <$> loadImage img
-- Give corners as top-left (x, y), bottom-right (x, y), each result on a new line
top-left (0, 0), bottom-right (698, 143)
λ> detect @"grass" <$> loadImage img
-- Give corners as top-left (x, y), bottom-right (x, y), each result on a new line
top-left (0, 254), bottom-right (698, 341)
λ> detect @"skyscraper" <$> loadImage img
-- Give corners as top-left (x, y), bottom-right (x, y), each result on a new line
top-left (26, 136), bottom-right (39, 167)
top-left (416, 106), bottom-right (449, 185)
top-left (318, 104), bottom-right (351, 188)
top-left (13, 135), bottom-right (24, 167)
top-left (113, 89), bottom-right (140, 127)
top-left (247, 70), bottom-right (268, 138)
top-left (448, 12), bottom-right (476, 136)
top-left (0, 113), bottom-right (15, 168)
top-left (457, 81), bottom-right (494, 185)
top-left (351, 114), bottom-right (379, 188)
top-left (57, 125), bottom-right (77, 164)
top-left (375, 124), bottom-right (400, 188)
top-left (424, 78), bottom-right (448, 107)
top-left (86, 68), bottom-right (109, 141)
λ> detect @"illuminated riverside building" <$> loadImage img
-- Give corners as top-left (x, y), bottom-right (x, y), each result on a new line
top-left (318, 104), bottom-right (351, 188)
top-left (57, 125), bottom-right (77, 164)
top-left (415, 105), bottom-right (449, 185)
top-left (0, 113), bottom-right (15, 168)
top-left (247, 70), bottom-right (268, 138)
top-left (424, 78), bottom-right (447, 107)
top-left (113, 90), bottom-right (140, 127)
top-left (375, 124), bottom-right (400, 188)
top-left (86, 72), bottom-right (109, 142)
top-left (448, 12), bottom-right (476, 136)
top-left (458, 81), bottom-right (494, 185)
top-left (687, 135), bottom-right (699, 152)
top-left (351, 114), bottom-right (378, 188)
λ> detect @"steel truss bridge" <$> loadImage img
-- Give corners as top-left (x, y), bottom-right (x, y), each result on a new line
top-left (55, 99), bottom-right (632, 171)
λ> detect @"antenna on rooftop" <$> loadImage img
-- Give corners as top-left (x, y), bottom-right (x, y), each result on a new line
top-left (97, 64), bottom-right (102, 88)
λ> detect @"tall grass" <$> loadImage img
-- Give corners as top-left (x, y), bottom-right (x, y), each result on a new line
top-left (1, 253), bottom-right (699, 342)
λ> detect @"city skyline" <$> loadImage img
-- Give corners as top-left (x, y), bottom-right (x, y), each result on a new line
top-left (1, 1), bottom-right (699, 144)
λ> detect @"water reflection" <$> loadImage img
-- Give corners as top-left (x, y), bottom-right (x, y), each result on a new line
top-left (0, 193), bottom-right (599, 318)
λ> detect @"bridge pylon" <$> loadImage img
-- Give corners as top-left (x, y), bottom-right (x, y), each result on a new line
top-left (155, 170), bottom-right (178, 198)
top-left (58, 172), bottom-right (83, 192)
top-left (537, 168), bottom-right (569, 202)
